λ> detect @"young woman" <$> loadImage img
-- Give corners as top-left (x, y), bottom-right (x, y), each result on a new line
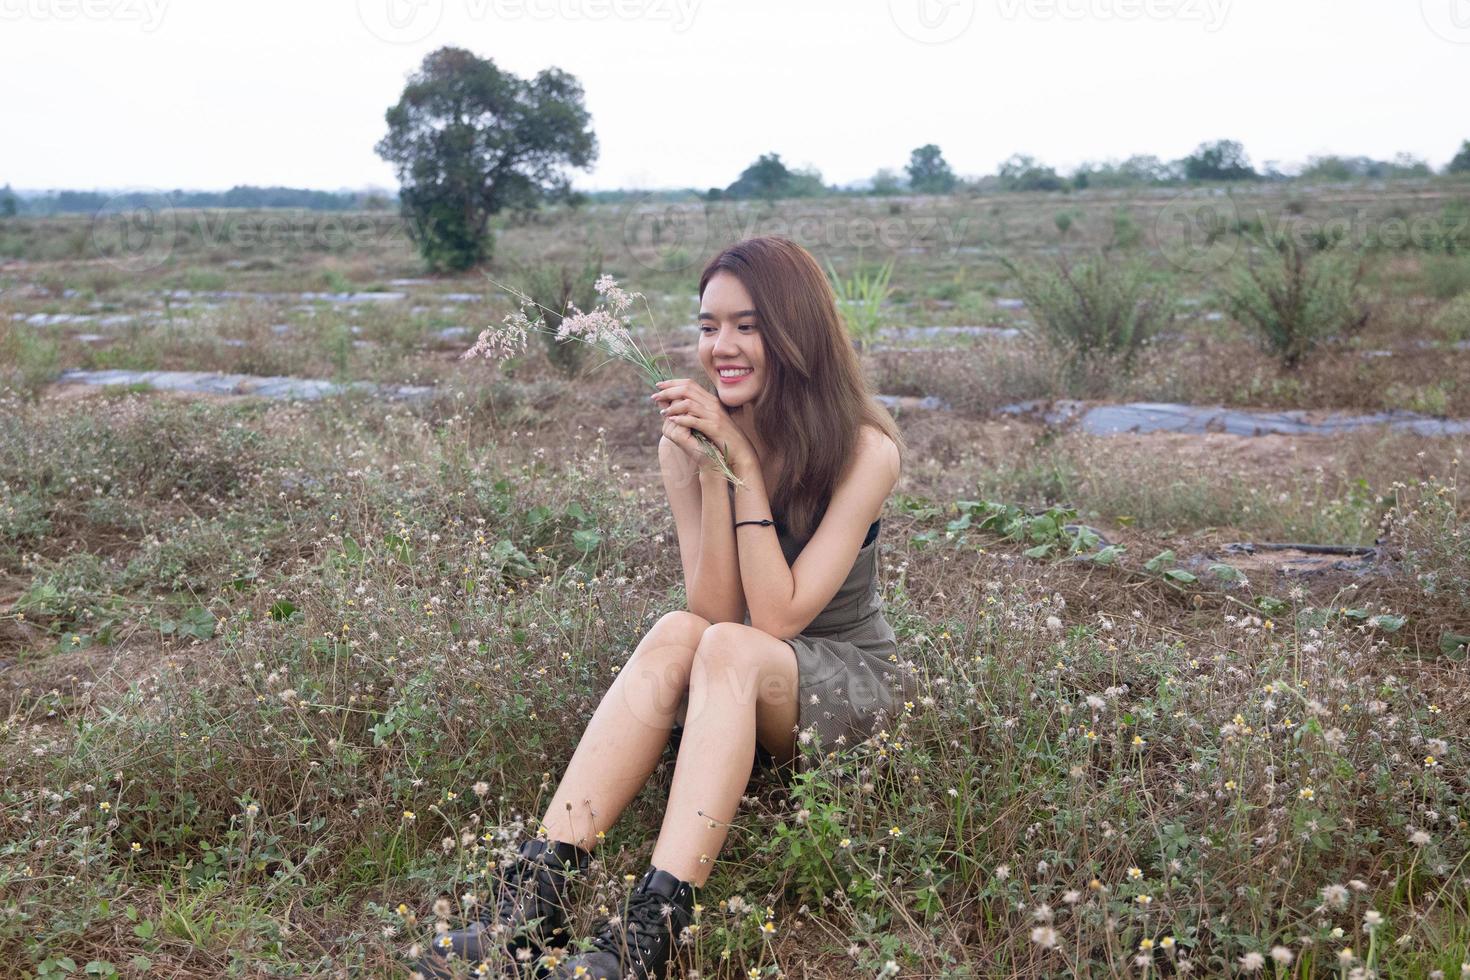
top-left (418, 236), bottom-right (914, 980)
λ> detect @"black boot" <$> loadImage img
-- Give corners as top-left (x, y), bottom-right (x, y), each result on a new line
top-left (416, 838), bottom-right (590, 979)
top-left (542, 866), bottom-right (695, 980)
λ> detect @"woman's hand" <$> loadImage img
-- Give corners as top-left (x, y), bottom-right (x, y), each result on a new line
top-left (652, 378), bottom-right (758, 473)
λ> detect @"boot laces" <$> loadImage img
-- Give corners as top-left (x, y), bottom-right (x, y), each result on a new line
top-left (588, 889), bottom-right (681, 972)
top-left (483, 853), bottom-right (562, 937)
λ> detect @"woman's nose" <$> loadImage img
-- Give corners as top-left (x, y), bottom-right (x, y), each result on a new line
top-left (712, 328), bottom-right (741, 356)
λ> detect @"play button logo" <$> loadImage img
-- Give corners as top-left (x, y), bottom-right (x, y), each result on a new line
top-left (1421, 0), bottom-right (1470, 43)
top-left (358, 0), bottom-right (444, 44)
top-left (890, 0), bottom-right (976, 43)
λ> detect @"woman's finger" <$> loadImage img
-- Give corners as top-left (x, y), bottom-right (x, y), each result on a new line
top-left (668, 413), bottom-right (707, 432)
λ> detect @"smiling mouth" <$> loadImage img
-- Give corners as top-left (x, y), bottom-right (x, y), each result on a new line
top-left (716, 367), bottom-right (754, 379)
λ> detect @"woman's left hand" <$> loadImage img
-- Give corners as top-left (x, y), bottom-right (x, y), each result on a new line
top-left (651, 378), bottom-right (758, 472)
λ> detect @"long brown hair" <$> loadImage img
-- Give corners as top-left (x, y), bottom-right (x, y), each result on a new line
top-left (697, 235), bottom-right (907, 543)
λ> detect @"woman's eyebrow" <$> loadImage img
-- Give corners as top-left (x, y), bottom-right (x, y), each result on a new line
top-left (698, 309), bottom-right (759, 321)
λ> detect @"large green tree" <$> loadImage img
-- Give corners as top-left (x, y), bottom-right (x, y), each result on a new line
top-left (906, 144), bottom-right (956, 194)
top-left (375, 47), bottom-right (597, 271)
top-left (1182, 139), bottom-right (1257, 182)
top-left (723, 153), bottom-right (824, 200)
top-left (998, 154), bottom-right (1067, 192)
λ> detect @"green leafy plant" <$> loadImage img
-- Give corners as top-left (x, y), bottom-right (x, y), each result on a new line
top-left (946, 499), bottom-right (1101, 559)
top-left (1142, 548), bottom-right (1198, 584)
top-left (1003, 254), bottom-right (1174, 374)
top-left (1221, 231), bottom-right (1371, 369)
top-left (826, 255), bottom-right (896, 354)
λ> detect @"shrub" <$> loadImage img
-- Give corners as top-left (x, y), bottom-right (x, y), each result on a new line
top-left (827, 256), bottom-right (895, 354)
top-left (1003, 254), bottom-right (1174, 375)
top-left (1423, 254), bottom-right (1470, 299)
top-left (1221, 232), bottom-right (1370, 369)
top-left (0, 319), bottom-right (60, 397)
top-left (1433, 292), bottom-right (1470, 342)
top-left (1108, 208), bottom-right (1142, 250)
top-left (1383, 469), bottom-right (1468, 616)
top-left (516, 252), bottom-right (604, 377)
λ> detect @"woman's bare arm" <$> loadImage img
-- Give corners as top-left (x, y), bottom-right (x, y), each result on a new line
top-left (734, 428), bottom-right (899, 639)
top-left (659, 435), bottom-right (748, 624)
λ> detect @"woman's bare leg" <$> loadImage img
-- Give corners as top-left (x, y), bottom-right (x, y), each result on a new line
top-left (650, 622), bottom-right (800, 886)
top-left (539, 611), bottom-right (709, 848)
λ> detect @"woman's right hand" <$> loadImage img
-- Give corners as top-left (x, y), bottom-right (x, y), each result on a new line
top-left (662, 415), bottom-right (714, 474)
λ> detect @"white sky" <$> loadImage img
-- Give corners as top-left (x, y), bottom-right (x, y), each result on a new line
top-left (2, 0), bottom-right (1467, 192)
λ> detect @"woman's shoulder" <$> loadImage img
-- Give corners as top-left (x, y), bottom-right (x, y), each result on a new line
top-left (830, 425), bottom-right (899, 505)
top-left (855, 425), bottom-right (900, 476)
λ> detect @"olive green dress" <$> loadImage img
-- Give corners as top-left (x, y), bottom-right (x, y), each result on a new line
top-left (745, 508), bottom-right (915, 762)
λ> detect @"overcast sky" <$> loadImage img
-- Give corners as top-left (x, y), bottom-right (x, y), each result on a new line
top-left (3, 0), bottom-right (1467, 192)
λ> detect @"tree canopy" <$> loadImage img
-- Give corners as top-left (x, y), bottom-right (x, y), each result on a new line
top-left (1182, 139), bottom-right (1258, 182)
top-left (374, 46), bottom-right (597, 270)
top-left (720, 153), bottom-right (824, 200)
top-left (906, 144), bottom-right (957, 194)
top-left (998, 154), bottom-right (1067, 192)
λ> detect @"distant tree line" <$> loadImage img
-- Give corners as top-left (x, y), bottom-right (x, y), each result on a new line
top-left (707, 138), bottom-right (1470, 201)
top-left (1, 185), bottom-right (395, 216)
top-left (3, 138), bottom-right (1465, 229)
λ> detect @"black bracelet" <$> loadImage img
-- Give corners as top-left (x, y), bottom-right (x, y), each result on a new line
top-left (734, 519), bottom-right (775, 529)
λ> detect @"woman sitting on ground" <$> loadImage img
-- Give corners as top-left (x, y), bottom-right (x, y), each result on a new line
top-left (418, 234), bottom-right (914, 980)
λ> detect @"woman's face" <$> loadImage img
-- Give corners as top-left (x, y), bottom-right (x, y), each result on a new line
top-left (698, 271), bottom-right (766, 409)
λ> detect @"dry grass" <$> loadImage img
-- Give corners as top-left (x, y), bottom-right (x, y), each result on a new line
top-left (1, 184), bottom-right (1468, 977)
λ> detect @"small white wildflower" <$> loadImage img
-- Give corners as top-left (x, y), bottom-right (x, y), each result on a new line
top-left (1321, 884), bottom-right (1349, 909)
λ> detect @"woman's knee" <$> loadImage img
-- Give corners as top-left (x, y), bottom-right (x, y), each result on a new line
top-left (650, 610), bottom-right (712, 651)
top-left (625, 611), bottom-right (708, 688)
top-left (690, 625), bottom-right (799, 702)
top-left (689, 623), bottom-right (780, 692)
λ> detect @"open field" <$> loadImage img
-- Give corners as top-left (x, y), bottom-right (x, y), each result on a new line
top-left (1, 183), bottom-right (1468, 978)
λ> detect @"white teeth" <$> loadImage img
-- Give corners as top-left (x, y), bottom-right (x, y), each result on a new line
top-left (718, 368), bottom-right (752, 377)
